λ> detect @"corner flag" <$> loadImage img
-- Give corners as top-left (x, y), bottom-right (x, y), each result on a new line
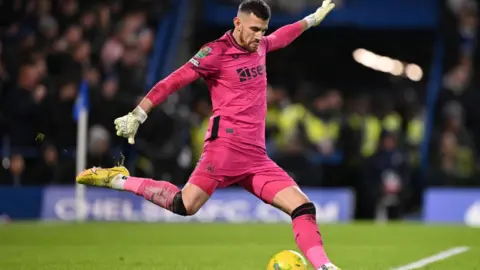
top-left (73, 80), bottom-right (90, 121)
top-left (73, 80), bottom-right (90, 222)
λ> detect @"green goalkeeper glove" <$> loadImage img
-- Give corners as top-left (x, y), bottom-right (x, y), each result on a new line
top-left (114, 107), bottom-right (148, 145)
top-left (303, 0), bottom-right (335, 28)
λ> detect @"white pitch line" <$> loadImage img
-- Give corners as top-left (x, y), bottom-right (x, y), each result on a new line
top-left (391, 246), bottom-right (470, 270)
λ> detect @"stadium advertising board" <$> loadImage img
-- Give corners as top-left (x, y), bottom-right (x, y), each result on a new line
top-left (424, 188), bottom-right (480, 226)
top-left (41, 187), bottom-right (354, 223)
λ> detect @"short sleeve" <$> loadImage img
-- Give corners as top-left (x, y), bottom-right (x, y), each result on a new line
top-left (186, 43), bottom-right (220, 78)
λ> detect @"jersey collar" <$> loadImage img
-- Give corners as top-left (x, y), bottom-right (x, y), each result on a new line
top-left (226, 30), bottom-right (249, 52)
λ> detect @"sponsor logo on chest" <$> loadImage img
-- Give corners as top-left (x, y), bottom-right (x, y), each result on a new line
top-left (236, 64), bottom-right (266, 82)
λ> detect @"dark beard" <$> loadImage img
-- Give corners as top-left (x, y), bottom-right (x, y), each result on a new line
top-left (239, 28), bottom-right (246, 47)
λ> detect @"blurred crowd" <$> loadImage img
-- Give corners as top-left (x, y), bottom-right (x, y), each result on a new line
top-left (0, 0), bottom-right (170, 185)
top-left (0, 0), bottom-right (479, 220)
top-left (436, 0), bottom-right (479, 186)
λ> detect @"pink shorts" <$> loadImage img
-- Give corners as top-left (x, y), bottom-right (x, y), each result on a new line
top-left (188, 138), bottom-right (297, 204)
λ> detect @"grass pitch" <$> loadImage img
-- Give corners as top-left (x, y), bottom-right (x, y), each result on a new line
top-left (0, 222), bottom-right (478, 270)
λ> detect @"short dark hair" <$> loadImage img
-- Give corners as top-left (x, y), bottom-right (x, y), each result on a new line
top-left (239, 0), bottom-right (271, 20)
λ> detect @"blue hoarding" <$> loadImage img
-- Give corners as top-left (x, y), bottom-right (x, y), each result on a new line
top-left (424, 188), bottom-right (480, 226)
top-left (40, 187), bottom-right (354, 223)
top-left (7, 186), bottom-right (479, 225)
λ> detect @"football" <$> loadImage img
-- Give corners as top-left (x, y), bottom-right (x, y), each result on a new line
top-left (267, 250), bottom-right (309, 270)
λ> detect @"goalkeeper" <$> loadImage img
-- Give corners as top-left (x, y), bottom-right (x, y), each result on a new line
top-left (77, 1), bottom-right (339, 269)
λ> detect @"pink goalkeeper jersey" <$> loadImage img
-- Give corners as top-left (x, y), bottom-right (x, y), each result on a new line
top-left (146, 22), bottom-right (304, 149)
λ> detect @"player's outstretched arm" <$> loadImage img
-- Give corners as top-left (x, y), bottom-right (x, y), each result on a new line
top-left (142, 65), bottom-right (201, 112)
top-left (114, 43), bottom-right (219, 145)
top-left (114, 64), bottom-right (200, 144)
top-left (265, 0), bottom-right (335, 52)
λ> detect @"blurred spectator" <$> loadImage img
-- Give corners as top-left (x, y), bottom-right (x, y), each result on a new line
top-left (274, 81), bottom-right (312, 156)
top-left (37, 16), bottom-right (58, 50)
top-left (341, 93), bottom-right (370, 170)
top-left (403, 101), bottom-right (425, 212)
top-left (90, 75), bottom-right (127, 145)
top-left (443, 0), bottom-right (477, 95)
top-left (4, 64), bottom-right (46, 150)
top-left (8, 154), bottom-right (26, 186)
top-left (87, 125), bottom-right (114, 168)
top-left (271, 82), bottom-right (313, 185)
top-left (362, 131), bottom-right (410, 220)
top-left (266, 84), bottom-right (290, 142)
top-left (298, 89), bottom-right (341, 157)
top-left (45, 79), bottom-right (78, 149)
top-left (190, 98), bottom-right (212, 165)
top-left (30, 144), bottom-right (58, 185)
top-left (429, 101), bottom-right (476, 185)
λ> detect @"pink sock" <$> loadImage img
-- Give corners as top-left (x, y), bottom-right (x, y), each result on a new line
top-left (292, 214), bottom-right (330, 268)
top-left (124, 177), bottom-right (180, 211)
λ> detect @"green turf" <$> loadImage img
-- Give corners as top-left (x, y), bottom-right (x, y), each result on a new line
top-left (0, 222), bottom-right (478, 270)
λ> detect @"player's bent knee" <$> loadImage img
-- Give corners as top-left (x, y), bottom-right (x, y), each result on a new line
top-left (290, 202), bottom-right (316, 220)
top-left (172, 191), bottom-right (202, 216)
top-left (172, 192), bottom-right (189, 216)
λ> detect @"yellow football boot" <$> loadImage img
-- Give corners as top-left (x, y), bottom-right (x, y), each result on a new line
top-left (76, 166), bottom-right (130, 188)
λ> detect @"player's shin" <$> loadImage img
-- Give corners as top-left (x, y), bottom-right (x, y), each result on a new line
top-left (291, 202), bottom-right (331, 268)
top-left (116, 176), bottom-right (188, 216)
